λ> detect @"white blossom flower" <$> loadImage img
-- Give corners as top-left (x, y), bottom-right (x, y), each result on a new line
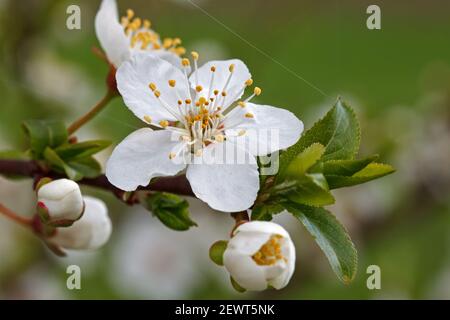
top-left (48, 196), bottom-right (112, 250)
top-left (95, 0), bottom-right (185, 68)
top-left (106, 53), bottom-right (303, 212)
top-left (37, 179), bottom-right (84, 222)
top-left (223, 221), bottom-right (296, 291)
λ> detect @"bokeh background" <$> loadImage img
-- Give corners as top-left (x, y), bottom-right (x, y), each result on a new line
top-left (1, 0), bottom-right (449, 299)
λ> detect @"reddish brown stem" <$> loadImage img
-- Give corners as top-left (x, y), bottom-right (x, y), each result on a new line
top-left (0, 159), bottom-right (194, 202)
top-left (0, 203), bottom-right (33, 227)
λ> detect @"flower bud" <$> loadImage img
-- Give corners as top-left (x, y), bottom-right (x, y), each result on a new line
top-left (37, 179), bottom-right (84, 222)
top-left (223, 221), bottom-right (295, 291)
top-left (48, 196), bottom-right (112, 250)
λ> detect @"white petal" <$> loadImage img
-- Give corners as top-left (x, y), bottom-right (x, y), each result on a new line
top-left (189, 59), bottom-right (251, 108)
top-left (186, 142), bottom-right (259, 212)
top-left (234, 221), bottom-right (290, 238)
top-left (50, 196), bottom-right (112, 250)
top-left (116, 53), bottom-right (190, 124)
top-left (227, 230), bottom-right (271, 256)
top-left (268, 239), bottom-right (296, 289)
top-left (225, 103), bottom-right (303, 156)
top-left (37, 179), bottom-right (84, 221)
top-left (106, 128), bottom-right (186, 191)
top-left (150, 50), bottom-right (185, 70)
top-left (223, 252), bottom-right (267, 291)
top-left (95, 0), bottom-right (129, 67)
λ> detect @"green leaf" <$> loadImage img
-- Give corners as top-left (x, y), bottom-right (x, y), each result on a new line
top-left (251, 203), bottom-right (284, 221)
top-left (286, 173), bottom-right (335, 207)
top-left (322, 155), bottom-right (379, 176)
top-left (54, 140), bottom-right (111, 161)
top-left (43, 147), bottom-right (82, 181)
top-left (284, 202), bottom-right (357, 284)
top-left (282, 143), bottom-right (325, 180)
top-left (0, 150), bottom-right (30, 160)
top-left (67, 157), bottom-right (102, 179)
top-left (326, 163), bottom-right (395, 189)
top-left (143, 192), bottom-right (197, 231)
top-left (278, 99), bottom-right (360, 176)
top-left (22, 120), bottom-right (68, 157)
top-left (209, 240), bottom-right (228, 266)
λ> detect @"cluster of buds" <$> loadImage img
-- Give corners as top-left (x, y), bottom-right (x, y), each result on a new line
top-left (210, 221), bottom-right (296, 292)
top-left (34, 178), bottom-right (112, 254)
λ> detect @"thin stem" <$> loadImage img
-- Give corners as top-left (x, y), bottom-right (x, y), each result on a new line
top-left (67, 90), bottom-right (115, 135)
top-left (230, 211), bottom-right (249, 236)
top-left (0, 203), bottom-right (33, 227)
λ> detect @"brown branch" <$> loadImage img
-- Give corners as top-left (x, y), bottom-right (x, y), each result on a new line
top-left (0, 159), bottom-right (194, 201)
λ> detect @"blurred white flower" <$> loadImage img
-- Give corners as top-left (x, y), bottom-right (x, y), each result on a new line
top-left (48, 196), bottom-right (112, 250)
top-left (110, 208), bottom-right (202, 298)
top-left (107, 54), bottom-right (303, 212)
top-left (37, 179), bottom-right (84, 223)
top-left (95, 0), bottom-right (184, 68)
top-left (223, 221), bottom-right (296, 291)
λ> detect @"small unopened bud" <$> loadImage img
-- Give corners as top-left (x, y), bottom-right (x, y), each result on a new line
top-left (223, 221), bottom-right (295, 291)
top-left (37, 179), bottom-right (84, 222)
top-left (48, 197), bottom-right (112, 250)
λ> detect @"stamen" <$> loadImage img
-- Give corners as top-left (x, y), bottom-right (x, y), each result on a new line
top-left (254, 87), bottom-right (262, 96)
top-left (127, 9), bottom-right (134, 20)
top-left (245, 79), bottom-right (253, 86)
top-left (168, 79), bottom-right (176, 87)
top-left (238, 101), bottom-right (246, 108)
top-left (245, 112), bottom-right (254, 118)
top-left (159, 120), bottom-right (169, 128)
top-left (196, 85), bottom-right (203, 92)
top-left (149, 82), bottom-right (157, 91)
top-left (181, 58), bottom-right (190, 67)
top-left (143, 115), bottom-right (152, 123)
top-left (169, 152), bottom-right (176, 159)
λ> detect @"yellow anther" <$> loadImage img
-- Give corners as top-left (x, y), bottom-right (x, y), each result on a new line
top-left (154, 90), bottom-right (161, 98)
top-left (229, 64), bottom-right (235, 72)
top-left (185, 99), bottom-right (192, 104)
top-left (245, 112), bottom-right (254, 118)
top-left (238, 129), bottom-right (246, 136)
top-left (210, 66), bottom-right (216, 72)
top-left (221, 91), bottom-right (227, 97)
top-left (143, 115), bottom-right (152, 123)
top-left (177, 100), bottom-right (183, 105)
top-left (173, 38), bottom-right (182, 45)
top-left (126, 9), bottom-right (134, 19)
top-left (213, 90), bottom-right (219, 95)
top-left (149, 83), bottom-right (157, 91)
top-left (215, 134), bottom-right (225, 142)
top-left (169, 152), bottom-right (176, 160)
top-left (153, 43), bottom-right (161, 50)
top-left (182, 58), bottom-right (190, 67)
top-left (191, 51), bottom-right (199, 60)
top-left (238, 101), bottom-right (246, 108)
top-left (254, 87), bottom-right (262, 96)
top-left (159, 120), bottom-right (169, 128)
top-left (198, 97), bottom-right (207, 104)
top-left (121, 17), bottom-right (129, 26)
top-left (245, 79), bottom-right (253, 86)
top-left (174, 47), bottom-right (186, 56)
top-left (168, 79), bottom-right (176, 87)
top-left (143, 19), bottom-right (151, 29)
top-left (195, 102), bottom-right (200, 107)
top-left (132, 18), bottom-right (142, 29)
top-left (181, 135), bottom-right (191, 142)
top-left (196, 85), bottom-right (203, 92)
top-left (195, 149), bottom-right (203, 157)
top-left (252, 235), bottom-right (285, 266)
top-left (163, 38), bottom-right (173, 48)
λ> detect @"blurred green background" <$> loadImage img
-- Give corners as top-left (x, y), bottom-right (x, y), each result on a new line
top-left (0, 0), bottom-right (449, 299)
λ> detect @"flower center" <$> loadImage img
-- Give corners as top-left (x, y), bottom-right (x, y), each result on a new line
top-left (252, 235), bottom-right (286, 266)
top-left (120, 9), bottom-right (185, 55)
top-left (144, 52), bottom-right (262, 159)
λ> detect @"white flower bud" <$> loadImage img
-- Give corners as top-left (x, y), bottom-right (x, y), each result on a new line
top-left (49, 196), bottom-right (112, 250)
top-left (37, 179), bottom-right (84, 222)
top-left (223, 221), bottom-right (296, 291)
